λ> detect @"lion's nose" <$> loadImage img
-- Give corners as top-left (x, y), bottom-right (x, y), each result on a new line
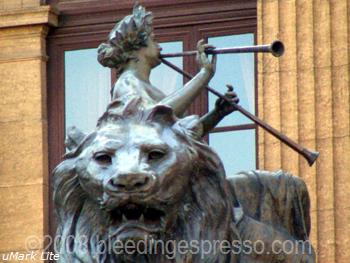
top-left (106, 172), bottom-right (155, 192)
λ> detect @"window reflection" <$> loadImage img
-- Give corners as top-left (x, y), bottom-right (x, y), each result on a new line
top-left (150, 41), bottom-right (183, 95)
top-left (207, 33), bottom-right (256, 173)
top-left (64, 41), bottom-right (183, 135)
top-left (65, 48), bottom-right (111, 134)
top-left (208, 34), bottom-right (255, 126)
top-left (209, 130), bottom-right (256, 176)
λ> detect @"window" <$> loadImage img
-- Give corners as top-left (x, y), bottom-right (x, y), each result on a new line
top-left (207, 33), bottom-right (256, 175)
top-left (64, 48), bottom-right (111, 133)
top-left (150, 41), bottom-right (183, 96)
top-left (64, 42), bottom-right (183, 134)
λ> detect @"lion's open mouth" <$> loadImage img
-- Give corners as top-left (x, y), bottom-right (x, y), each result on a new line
top-left (109, 203), bottom-right (167, 234)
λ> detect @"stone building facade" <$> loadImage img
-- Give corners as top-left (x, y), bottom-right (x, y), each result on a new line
top-left (0, 0), bottom-right (349, 262)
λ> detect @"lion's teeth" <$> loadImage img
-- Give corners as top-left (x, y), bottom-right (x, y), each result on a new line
top-left (122, 214), bottom-right (127, 222)
top-left (139, 214), bottom-right (145, 223)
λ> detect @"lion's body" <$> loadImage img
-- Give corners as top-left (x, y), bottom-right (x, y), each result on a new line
top-left (53, 106), bottom-right (240, 262)
top-left (53, 105), bottom-right (314, 263)
top-left (228, 171), bottom-right (315, 263)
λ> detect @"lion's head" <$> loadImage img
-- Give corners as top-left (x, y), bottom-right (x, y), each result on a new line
top-left (53, 105), bottom-right (239, 262)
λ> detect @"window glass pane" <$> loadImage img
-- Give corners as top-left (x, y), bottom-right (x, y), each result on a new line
top-left (209, 129), bottom-right (256, 176)
top-left (65, 48), bottom-right (111, 134)
top-left (150, 41), bottom-right (183, 96)
top-left (65, 42), bottom-right (182, 135)
top-left (208, 34), bottom-right (255, 126)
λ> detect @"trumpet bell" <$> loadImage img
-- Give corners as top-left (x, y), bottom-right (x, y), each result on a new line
top-left (270, 40), bottom-right (285, 57)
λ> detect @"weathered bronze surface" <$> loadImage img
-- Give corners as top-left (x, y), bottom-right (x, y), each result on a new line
top-left (53, 4), bottom-right (315, 263)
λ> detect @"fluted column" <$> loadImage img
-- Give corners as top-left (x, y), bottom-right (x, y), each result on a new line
top-left (295, 0), bottom-right (319, 250)
top-left (258, 0), bottom-right (350, 262)
top-left (330, 0), bottom-right (350, 262)
top-left (260, 0), bottom-right (282, 170)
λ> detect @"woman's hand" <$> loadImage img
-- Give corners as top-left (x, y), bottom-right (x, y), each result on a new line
top-left (215, 85), bottom-right (240, 116)
top-left (196, 39), bottom-right (217, 77)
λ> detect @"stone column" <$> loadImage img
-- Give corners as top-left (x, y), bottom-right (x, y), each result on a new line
top-left (258, 0), bottom-right (350, 262)
top-left (0, 0), bottom-right (57, 261)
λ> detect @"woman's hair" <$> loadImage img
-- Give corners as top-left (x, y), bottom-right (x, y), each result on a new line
top-left (97, 4), bottom-right (153, 72)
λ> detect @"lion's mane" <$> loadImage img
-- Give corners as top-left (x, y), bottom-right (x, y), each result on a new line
top-left (53, 105), bottom-right (239, 262)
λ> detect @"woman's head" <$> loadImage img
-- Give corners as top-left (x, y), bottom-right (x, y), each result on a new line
top-left (137, 33), bottom-right (162, 68)
top-left (98, 4), bottom-right (159, 72)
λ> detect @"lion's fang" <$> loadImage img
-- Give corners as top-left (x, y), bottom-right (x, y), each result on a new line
top-left (139, 214), bottom-right (145, 222)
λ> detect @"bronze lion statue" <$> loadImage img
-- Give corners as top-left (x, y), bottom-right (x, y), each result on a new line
top-left (53, 103), bottom-right (315, 262)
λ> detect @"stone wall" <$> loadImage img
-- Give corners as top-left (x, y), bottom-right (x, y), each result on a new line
top-left (257, 0), bottom-right (350, 262)
top-left (0, 0), bottom-right (57, 261)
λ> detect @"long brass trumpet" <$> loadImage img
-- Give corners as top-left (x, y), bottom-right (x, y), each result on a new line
top-left (160, 50), bottom-right (320, 166)
top-left (160, 40), bottom-right (285, 58)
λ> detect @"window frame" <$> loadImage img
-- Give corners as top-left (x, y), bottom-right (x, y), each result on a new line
top-left (197, 24), bottom-right (258, 171)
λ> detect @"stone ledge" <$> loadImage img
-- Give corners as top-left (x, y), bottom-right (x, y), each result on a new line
top-left (0, 5), bottom-right (58, 29)
top-left (0, 55), bottom-right (49, 63)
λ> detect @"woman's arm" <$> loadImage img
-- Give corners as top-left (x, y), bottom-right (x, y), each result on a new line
top-left (159, 40), bottom-right (216, 117)
top-left (199, 87), bottom-right (239, 136)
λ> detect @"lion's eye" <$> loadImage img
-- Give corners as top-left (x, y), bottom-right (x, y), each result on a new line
top-left (148, 150), bottom-right (166, 161)
top-left (94, 153), bottom-right (112, 165)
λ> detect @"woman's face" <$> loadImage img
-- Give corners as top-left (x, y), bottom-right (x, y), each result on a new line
top-left (142, 34), bottom-right (162, 68)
